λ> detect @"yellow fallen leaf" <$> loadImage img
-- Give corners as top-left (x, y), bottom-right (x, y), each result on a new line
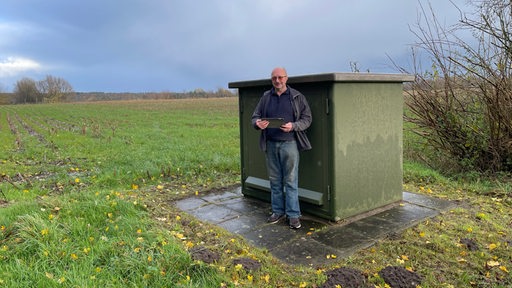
top-left (487, 260), bottom-right (500, 267)
top-left (499, 266), bottom-right (509, 273)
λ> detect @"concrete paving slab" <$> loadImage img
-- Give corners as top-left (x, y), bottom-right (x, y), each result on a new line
top-left (312, 227), bottom-right (376, 253)
top-left (403, 192), bottom-right (455, 210)
top-left (372, 203), bottom-right (439, 229)
top-left (342, 216), bottom-right (397, 239)
top-left (192, 204), bottom-right (242, 225)
top-left (174, 197), bottom-right (208, 211)
top-left (312, 221), bottom-right (388, 251)
top-left (242, 224), bottom-right (300, 249)
top-left (271, 237), bottom-right (342, 266)
top-left (221, 197), bottom-right (266, 214)
top-left (174, 187), bottom-right (455, 267)
top-left (200, 190), bottom-right (240, 203)
top-left (217, 214), bottom-right (259, 234)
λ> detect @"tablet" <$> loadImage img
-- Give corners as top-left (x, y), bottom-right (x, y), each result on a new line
top-left (262, 118), bottom-right (285, 128)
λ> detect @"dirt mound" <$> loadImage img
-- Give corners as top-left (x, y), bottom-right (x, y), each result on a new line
top-left (460, 238), bottom-right (480, 251)
top-left (378, 266), bottom-right (422, 288)
top-left (232, 257), bottom-right (261, 271)
top-left (320, 267), bottom-right (369, 288)
top-left (189, 247), bottom-right (262, 274)
top-left (321, 266), bottom-right (422, 288)
top-left (189, 246), bottom-right (220, 264)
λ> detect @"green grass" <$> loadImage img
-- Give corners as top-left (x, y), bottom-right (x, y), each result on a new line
top-left (1, 190), bottom-right (223, 287)
top-left (1, 99), bottom-right (240, 287)
top-left (1, 98), bottom-right (511, 287)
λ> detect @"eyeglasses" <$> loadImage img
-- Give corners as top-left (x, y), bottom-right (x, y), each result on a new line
top-left (271, 75), bottom-right (287, 81)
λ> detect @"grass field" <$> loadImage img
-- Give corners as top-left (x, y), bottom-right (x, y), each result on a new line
top-left (1, 98), bottom-right (511, 287)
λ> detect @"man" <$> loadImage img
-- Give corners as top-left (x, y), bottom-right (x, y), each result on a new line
top-left (251, 67), bottom-right (312, 229)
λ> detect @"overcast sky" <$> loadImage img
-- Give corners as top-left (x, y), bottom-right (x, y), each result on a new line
top-left (0, 0), bottom-right (469, 93)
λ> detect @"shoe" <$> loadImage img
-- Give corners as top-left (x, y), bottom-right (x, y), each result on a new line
top-left (267, 213), bottom-right (284, 224)
top-left (289, 217), bottom-right (301, 229)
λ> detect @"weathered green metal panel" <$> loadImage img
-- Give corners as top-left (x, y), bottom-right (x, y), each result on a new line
top-left (331, 82), bottom-right (404, 220)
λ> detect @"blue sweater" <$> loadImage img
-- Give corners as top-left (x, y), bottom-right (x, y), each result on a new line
top-left (251, 86), bottom-right (312, 151)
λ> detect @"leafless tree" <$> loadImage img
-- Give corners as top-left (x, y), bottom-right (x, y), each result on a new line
top-left (13, 77), bottom-right (40, 104)
top-left (37, 75), bottom-right (74, 103)
top-left (398, 0), bottom-right (512, 172)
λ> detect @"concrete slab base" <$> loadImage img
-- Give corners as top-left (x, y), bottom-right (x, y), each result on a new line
top-left (175, 187), bottom-right (455, 267)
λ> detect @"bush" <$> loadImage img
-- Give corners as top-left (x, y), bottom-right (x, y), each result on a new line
top-left (399, 0), bottom-right (512, 173)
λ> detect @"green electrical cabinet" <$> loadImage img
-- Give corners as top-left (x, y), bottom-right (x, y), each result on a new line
top-left (229, 73), bottom-right (414, 222)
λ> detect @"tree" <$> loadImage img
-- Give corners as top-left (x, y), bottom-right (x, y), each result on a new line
top-left (398, 0), bottom-right (512, 173)
top-left (37, 75), bottom-right (74, 103)
top-left (13, 77), bottom-right (40, 104)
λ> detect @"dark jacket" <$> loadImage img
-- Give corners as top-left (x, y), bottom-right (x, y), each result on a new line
top-left (251, 86), bottom-right (312, 151)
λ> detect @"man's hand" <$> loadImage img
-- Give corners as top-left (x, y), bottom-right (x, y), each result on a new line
top-left (256, 119), bottom-right (269, 129)
top-left (280, 122), bottom-right (293, 133)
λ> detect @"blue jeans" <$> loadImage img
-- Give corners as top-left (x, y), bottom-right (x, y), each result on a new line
top-left (266, 140), bottom-right (301, 218)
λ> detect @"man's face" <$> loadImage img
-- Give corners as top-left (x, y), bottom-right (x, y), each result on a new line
top-left (271, 70), bottom-right (287, 90)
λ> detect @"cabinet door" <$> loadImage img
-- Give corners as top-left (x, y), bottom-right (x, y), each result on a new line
top-left (292, 82), bottom-right (332, 220)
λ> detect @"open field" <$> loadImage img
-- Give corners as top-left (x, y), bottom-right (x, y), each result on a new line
top-left (1, 98), bottom-right (511, 287)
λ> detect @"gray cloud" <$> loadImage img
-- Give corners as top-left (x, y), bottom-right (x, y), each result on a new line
top-left (0, 0), bottom-right (466, 92)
